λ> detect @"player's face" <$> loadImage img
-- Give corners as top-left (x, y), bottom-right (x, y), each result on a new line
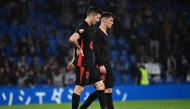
top-left (91, 14), bottom-right (101, 25)
top-left (105, 17), bottom-right (114, 28)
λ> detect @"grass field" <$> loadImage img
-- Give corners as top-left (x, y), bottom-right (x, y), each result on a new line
top-left (1, 99), bottom-right (190, 109)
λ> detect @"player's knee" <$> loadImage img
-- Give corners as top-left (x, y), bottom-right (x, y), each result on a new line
top-left (74, 85), bottom-right (84, 95)
top-left (95, 81), bottom-right (105, 90)
top-left (105, 88), bottom-right (112, 93)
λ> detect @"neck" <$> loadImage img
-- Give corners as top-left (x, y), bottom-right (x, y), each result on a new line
top-left (85, 17), bottom-right (92, 26)
top-left (99, 24), bottom-right (107, 32)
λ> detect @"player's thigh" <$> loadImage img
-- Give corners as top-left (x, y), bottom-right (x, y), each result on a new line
top-left (75, 66), bottom-right (90, 86)
top-left (73, 85), bottom-right (85, 95)
top-left (89, 67), bottom-right (101, 83)
top-left (104, 65), bottom-right (114, 89)
top-left (89, 67), bottom-right (105, 90)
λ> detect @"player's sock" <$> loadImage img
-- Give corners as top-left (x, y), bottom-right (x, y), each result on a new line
top-left (72, 93), bottom-right (80, 109)
top-left (106, 93), bottom-right (114, 109)
top-left (80, 91), bottom-right (97, 109)
top-left (97, 90), bottom-right (107, 109)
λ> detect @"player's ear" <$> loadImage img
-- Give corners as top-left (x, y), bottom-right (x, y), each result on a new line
top-left (89, 13), bottom-right (93, 18)
top-left (102, 18), bottom-right (105, 23)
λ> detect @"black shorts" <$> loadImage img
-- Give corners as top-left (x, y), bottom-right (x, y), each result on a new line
top-left (75, 66), bottom-right (101, 86)
top-left (96, 64), bottom-right (114, 89)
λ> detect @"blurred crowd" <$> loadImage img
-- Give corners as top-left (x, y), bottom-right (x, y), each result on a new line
top-left (0, 0), bottom-right (190, 87)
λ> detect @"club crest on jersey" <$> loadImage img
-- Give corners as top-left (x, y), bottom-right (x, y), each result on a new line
top-left (79, 29), bottom-right (84, 33)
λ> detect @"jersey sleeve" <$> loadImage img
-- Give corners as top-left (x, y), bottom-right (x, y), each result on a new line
top-left (75, 24), bottom-right (88, 39)
top-left (93, 30), bottom-right (103, 66)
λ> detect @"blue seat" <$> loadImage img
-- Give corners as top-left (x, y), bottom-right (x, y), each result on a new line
top-left (130, 54), bottom-right (136, 65)
top-left (121, 50), bottom-right (128, 55)
top-left (38, 57), bottom-right (45, 66)
top-left (110, 37), bottom-right (116, 46)
top-left (3, 24), bottom-right (9, 33)
top-left (117, 37), bottom-right (126, 46)
top-left (10, 24), bottom-right (19, 34)
top-left (13, 56), bottom-right (19, 63)
top-left (65, 29), bottom-right (72, 36)
top-left (111, 50), bottom-right (120, 61)
top-left (48, 34), bottom-right (56, 41)
top-left (8, 30), bottom-right (18, 44)
top-left (51, 18), bottom-right (59, 26)
top-left (46, 14), bottom-right (53, 22)
top-left (0, 9), bottom-right (7, 19)
top-left (120, 55), bottom-right (128, 62)
top-left (39, 23), bottom-right (46, 33)
top-left (49, 40), bottom-right (58, 55)
top-left (38, 14), bottom-right (46, 23)
top-left (35, 46), bottom-right (40, 55)
top-left (29, 9), bottom-right (37, 19)
top-left (20, 24), bottom-right (28, 30)
top-left (19, 30), bottom-right (27, 39)
top-left (26, 56), bottom-right (33, 66)
top-left (46, 46), bottom-right (51, 55)
top-left (0, 29), bottom-right (4, 35)
top-left (122, 74), bottom-right (135, 84)
top-left (137, 27), bottom-right (145, 37)
top-left (6, 46), bottom-right (14, 54)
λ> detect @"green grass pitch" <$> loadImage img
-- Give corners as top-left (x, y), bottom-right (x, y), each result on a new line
top-left (1, 99), bottom-right (190, 109)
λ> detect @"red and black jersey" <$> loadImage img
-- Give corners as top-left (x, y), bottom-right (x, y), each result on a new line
top-left (93, 28), bottom-right (110, 66)
top-left (73, 20), bottom-right (94, 67)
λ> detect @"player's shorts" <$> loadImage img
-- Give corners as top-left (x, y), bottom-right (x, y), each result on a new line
top-left (96, 64), bottom-right (114, 89)
top-left (75, 66), bottom-right (101, 87)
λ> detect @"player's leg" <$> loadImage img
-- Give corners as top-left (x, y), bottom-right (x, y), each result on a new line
top-left (80, 91), bottom-right (97, 109)
top-left (94, 80), bottom-right (107, 109)
top-left (72, 66), bottom-right (88, 109)
top-left (72, 85), bottom-right (84, 109)
top-left (104, 65), bottom-right (114, 109)
top-left (105, 88), bottom-right (114, 109)
top-left (91, 67), bottom-right (107, 109)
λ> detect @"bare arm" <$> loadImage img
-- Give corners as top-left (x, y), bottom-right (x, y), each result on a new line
top-left (69, 32), bottom-right (84, 56)
top-left (69, 33), bottom-right (81, 49)
top-left (67, 33), bottom-right (83, 70)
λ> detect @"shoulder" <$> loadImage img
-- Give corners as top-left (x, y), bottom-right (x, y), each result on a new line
top-left (93, 28), bottom-right (101, 35)
top-left (76, 22), bottom-right (89, 34)
top-left (77, 22), bottom-right (89, 30)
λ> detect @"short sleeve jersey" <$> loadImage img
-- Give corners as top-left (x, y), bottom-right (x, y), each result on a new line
top-left (74, 20), bottom-right (94, 67)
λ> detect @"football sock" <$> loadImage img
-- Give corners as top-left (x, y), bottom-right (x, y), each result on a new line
top-left (72, 93), bottom-right (80, 109)
top-left (80, 91), bottom-right (97, 109)
top-left (106, 93), bottom-right (114, 109)
top-left (97, 90), bottom-right (107, 109)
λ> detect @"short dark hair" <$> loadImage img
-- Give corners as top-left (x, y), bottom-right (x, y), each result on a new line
top-left (87, 6), bottom-right (102, 16)
top-left (101, 12), bottom-right (115, 19)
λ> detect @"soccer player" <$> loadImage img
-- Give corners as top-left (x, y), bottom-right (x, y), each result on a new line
top-left (79, 12), bottom-right (115, 109)
top-left (67, 6), bottom-right (107, 109)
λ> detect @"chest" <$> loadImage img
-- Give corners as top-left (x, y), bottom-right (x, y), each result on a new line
top-left (100, 34), bottom-right (110, 45)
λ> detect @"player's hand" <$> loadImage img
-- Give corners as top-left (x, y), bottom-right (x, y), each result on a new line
top-left (99, 65), bottom-right (106, 74)
top-left (76, 48), bottom-right (84, 56)
top-left (67, 63), bottom-right (75, 70)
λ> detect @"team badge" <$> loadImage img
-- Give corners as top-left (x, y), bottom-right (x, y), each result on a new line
top-left (79, 29), bottom-right (84, 33)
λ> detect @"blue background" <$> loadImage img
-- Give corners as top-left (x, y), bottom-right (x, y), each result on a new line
top-left (0, 84), bottom-right (190, 106)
